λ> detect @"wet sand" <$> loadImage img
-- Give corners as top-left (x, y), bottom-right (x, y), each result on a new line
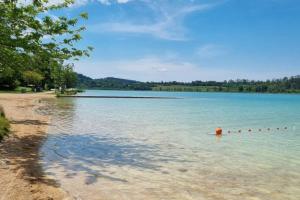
top-left (0, 93), bottom-right (70, 200)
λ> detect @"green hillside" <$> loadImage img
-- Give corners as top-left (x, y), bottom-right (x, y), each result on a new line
top-left (76, 74), bottom-right (300, 93)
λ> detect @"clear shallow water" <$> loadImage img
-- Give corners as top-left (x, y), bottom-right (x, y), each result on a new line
top-left (41, 91), bottom-right (300, 200)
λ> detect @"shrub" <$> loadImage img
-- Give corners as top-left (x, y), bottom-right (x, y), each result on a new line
top-left (0, 105), bottom-right (5, 117)
top-left (64, 90), bottom-right (77, 95)
top-left (77, 88), bottom-right (85, 93)
top-left (0, 116), bottom-right (10, 141)
top-left (56, 88), bottom-right (78, 96)
top-left (21, 88), bottom-right (27, 93)
top-left (14, 87), bottom-right (32, 93)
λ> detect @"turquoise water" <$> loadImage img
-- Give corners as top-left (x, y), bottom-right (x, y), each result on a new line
top-left (41, 91), bottom-right (300, 200)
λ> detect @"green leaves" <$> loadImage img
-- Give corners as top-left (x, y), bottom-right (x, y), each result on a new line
top-left (80, 12), bottom-right (88, 19)
top-left (0, 114), bottom-right (10, 141)
top-left (22, 70), bottom-right (44, 86)
top-left (0, 0), bottom-right (93, 89)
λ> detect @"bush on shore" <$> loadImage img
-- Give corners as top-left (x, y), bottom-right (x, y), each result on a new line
top-left (56, 88), bottom-right (83, 97)
top-left (0, 105), bottom-right (5, 117)
top-left (0, 106), bottom-right (10, 141)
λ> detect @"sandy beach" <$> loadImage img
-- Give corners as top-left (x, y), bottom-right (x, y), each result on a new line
top-left (0, 93), bottom-right (69, 200)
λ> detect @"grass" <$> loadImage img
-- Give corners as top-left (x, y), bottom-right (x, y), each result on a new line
top-left (15, 86), bottom-right (32, 93)
top-left (0, 106), bottom-right (10, 141)
top-left (0, 86), bottom-right (32, 93)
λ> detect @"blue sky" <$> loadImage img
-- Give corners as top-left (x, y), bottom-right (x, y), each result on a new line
top-left (54, 0), bottom-right (300, 81)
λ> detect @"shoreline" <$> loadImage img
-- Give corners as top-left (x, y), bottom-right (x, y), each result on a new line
top-left (0, 93), bottom-right (70, 200)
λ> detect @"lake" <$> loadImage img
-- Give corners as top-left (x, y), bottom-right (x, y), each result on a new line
top-left (41, 90), bottom-right (300, 200)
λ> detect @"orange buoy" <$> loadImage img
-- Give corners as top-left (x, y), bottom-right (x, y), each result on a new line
top-left (215, 127), bottom-right (222, 136)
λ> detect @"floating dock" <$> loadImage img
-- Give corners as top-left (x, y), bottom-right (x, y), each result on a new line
top-left (58, 95), bottom-right (180, 99)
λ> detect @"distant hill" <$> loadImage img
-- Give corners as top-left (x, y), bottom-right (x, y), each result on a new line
top-left (76, 73), bottom-right (94, 88)
top-left (76, 73), bottom-right (152, 90)
top-left (76, 73), bottom-right (300, 93)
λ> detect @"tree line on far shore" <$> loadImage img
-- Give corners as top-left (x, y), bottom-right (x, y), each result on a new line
top-left (0, 0), bottom-right (92, 92)
top-left (77, 74), bottom-right (300, 93)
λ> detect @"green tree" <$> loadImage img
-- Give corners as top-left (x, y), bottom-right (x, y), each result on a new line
top-left (0, 67), bottom-right (20, 88)
top-left (0, 0), bottom-right (92, 89)
top-left (63, 65), bottom-right (77, 88)
top-left (22, 70), bottom-right (44, 90)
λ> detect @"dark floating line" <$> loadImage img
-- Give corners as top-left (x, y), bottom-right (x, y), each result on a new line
top-left (58, 95), bottom-right (181, 99)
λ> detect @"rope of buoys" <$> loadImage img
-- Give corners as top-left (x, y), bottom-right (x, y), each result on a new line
top-left (214, 126), bottom-right (290, 136)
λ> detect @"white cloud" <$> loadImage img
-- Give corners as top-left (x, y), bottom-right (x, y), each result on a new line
top-left (18, 0), bottom-right (132, 7)
top-left (95, 22), bottom-right (187, 41)
top-left (196, 44), bottom-right (227, 58)
top-left (74, 55), bottom-right (235, 81)
top-left (89, 1), bottom-right (216, 41)
top-left (115, 0), bottom-right (131, 3)
top-left (96, 0), bottom-right (132, 5)
top-left (75, 57), bottom-right (198, 81)
top-left (19, 1), bottom-right (218, 40)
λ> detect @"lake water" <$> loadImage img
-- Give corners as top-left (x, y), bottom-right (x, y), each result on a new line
top-left (41, 90), bottom-right (300, 200)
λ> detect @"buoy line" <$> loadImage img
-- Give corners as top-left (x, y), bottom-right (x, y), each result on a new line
top-left (210, 126), bottom-right (289, 136)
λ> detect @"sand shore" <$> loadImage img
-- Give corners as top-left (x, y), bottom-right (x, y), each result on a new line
top-left (0, 93), bottom-right (69, 200)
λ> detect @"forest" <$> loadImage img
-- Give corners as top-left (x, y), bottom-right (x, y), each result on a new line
top-left (77, 74), bottom-right (300, 93)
